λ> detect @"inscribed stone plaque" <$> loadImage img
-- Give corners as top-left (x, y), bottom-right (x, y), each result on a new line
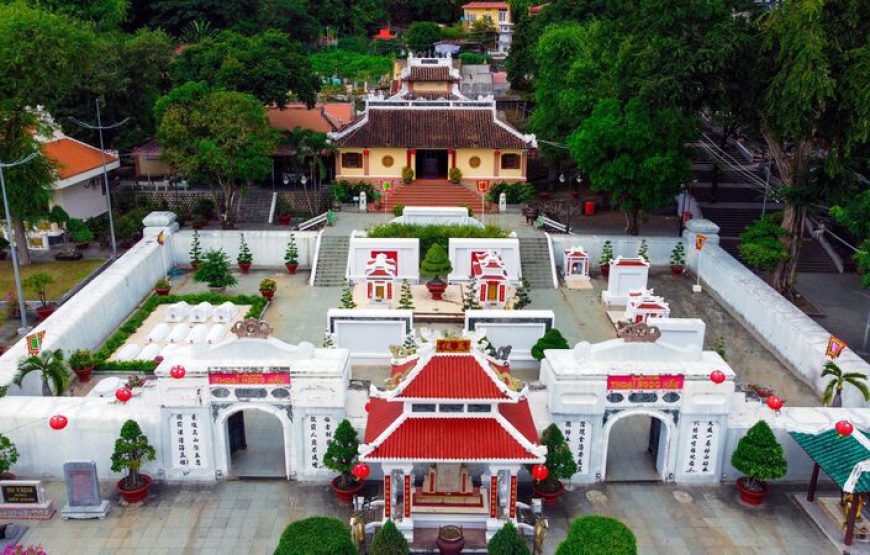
top-left (63, 461), bottom-right (102, 507)
top-left (1, 484), bottom-right (39, 504)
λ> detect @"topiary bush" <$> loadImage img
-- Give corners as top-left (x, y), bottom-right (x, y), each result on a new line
top-left (323, 419), bottom-right (360, 490)
top-left (420, 243), bottom-right (452, 283)
top-left (487, 521), bottom-right (529, 555)
top-left (531, 329), bottom-right (569, 360)
top-left (370, 519), bottom-right (410, 555)
top-left (738, 215), bottom-right (788, 271)
top-left (730, 420), bottom-right (787, 491)
top-left (273, 516), bottom-right (356, 555)
top-left (535, 424), bottom-right (577, 492)
top-left (555, 516), bottom-right (637, 555)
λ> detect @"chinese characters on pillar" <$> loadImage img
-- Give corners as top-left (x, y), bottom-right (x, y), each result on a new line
top-left (384, 475), bottom-right (392, 518)
top-left (684, 420), bottom-right (718, 475)
top-left (171, 413), bottom-right (206, 469)
top-left (404, 474), bottom-right (412, 518)
top-left (305, 415), bottom-right (333, 470)
top-left (489, 475), bottom-right (498, 518)
top-left (559, 420), bottom-right (591, 474)
top-left (508, 475), bottom-right (518, 519)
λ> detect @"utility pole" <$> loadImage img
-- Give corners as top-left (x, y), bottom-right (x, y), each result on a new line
top-left (0, 152), bottom-right (38, 333)
top-left (68, 99), bottom-right (129, 258)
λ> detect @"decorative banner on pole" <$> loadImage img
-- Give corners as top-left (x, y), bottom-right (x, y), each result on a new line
top-left (382, 181), bottom-right (393, 193)
top-left (695, 233), bottom-right (708, 251)
top-left (477, 181), bottom-right (489, 194)
top-left (826, 335), bottom-right (847, 359)
top-left (26, 331), bottom-right (45, 356)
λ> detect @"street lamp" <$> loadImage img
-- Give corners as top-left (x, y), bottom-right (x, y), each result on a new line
top-left (0, 152), bottom-right (38, 332)
top-left (67, 99), bottom-right (129, 258)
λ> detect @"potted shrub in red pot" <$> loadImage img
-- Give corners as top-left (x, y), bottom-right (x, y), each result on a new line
top-left (275, 197), bottom-right (292, 225)
top-left (236, 234), bottom-right (252, 273)
top-left (599, 240), bottom-right (613, 279)
top-left (154, 278), bottom-right (171, 296)
top-left (323, 419), bottom-right (364, 504)
top-left (189, 230), bottom-right (202, 270)
top-left (420, 244), bottom-right (452, 300)
top-left (731, 420), bottom-right (787, 506)
top-left (670, 242), bottom-right (686, 277)
top-left (24, 273), bottom-right (56, 321)
top-left (0, 434), bottom-right (19, 480)
top-left (69, 349), bottom-right (95, 382)
top-left (259, 278), bottom-right (277, 301)
top-left (531, 424), bottom-right (577, 505)
top-left (284, 234), bottom-right (299, 274)
top-left (111, 419), bottom-right (157, 504)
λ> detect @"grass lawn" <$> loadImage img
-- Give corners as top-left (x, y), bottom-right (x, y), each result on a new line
top-left (0, 258), bottom-right (106, 301)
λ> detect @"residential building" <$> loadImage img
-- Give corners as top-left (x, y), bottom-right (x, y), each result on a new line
top-left (462, 1), bottom-right (513, 55)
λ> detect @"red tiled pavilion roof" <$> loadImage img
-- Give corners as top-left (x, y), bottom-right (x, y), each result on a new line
top-left (463, 1), bottom-right (509, 8)
top-left (396, 355), bottom-right (508, 400)
top-left (364, 398), bottom-right (403, 443)
top-left (42, 138), bottom-right (118, 180)
top-left (498, 399), bottom-right (539, 444)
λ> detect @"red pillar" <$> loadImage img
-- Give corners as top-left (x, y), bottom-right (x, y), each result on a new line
top-left (404, 473), bottom-right (412, 518)
top-left (384, 474), bottom-right (392, 519)
top-left (494, 150), bottom-right (501, 178)
top-left (450, 149), bottom-right (457, 169)
top-left (489, 475), bottom-right (498, 518)
top-left (508, 474), bottom-right (517, 519)
top-left (406, 149), bottom-right (412, 168)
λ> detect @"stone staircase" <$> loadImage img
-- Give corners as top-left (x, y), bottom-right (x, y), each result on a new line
top-left (383, 180), bottom-right (485, 211)
top-left (237, 189), bottom-right (274, 223)
top-left (519, 236), bottom-right (555, 289)
top-left (313, 235), bottom-right (350, 287)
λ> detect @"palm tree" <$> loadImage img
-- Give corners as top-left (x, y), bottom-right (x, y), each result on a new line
top-left (279, 127), bottom-right (336, 214)
top-left (822, 361), bottom-right (870, 407)
top-left (14, 349), bottom-right (69, 397)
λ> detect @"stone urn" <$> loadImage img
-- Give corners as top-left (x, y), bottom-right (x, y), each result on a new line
top-left (436, 525), bottom-right (464, 555)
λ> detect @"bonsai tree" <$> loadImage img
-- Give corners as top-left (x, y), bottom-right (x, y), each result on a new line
top-left (448, 167), bottom-right (462, 184)
top-left (69, 219), bottom-right (94, 246)
top-left (531, 329), bottom-right (569, 360)
top-left (401, 166), bottom-right (414, 184)
top-left (68, 349), bottom-right (94, 373)
top-left (822, 361), bottom-right (869, 407)
top-left (420, 243), bottom-right (452, 286)
top-left (323, 419), bottom-right (359, 490)
top-left (555, 516), bottom-right (637, 555)
top-left (237, 234), bottom-right (252, 266)
top-left (14, 349), bottom-right (69, 397)
top-left (513, 278), bottom-right (531, 310)
top-left (284, 234), bottom-right (298, 266)
top-left (534, 424), bottom-right (577, 493)
top-left (488, 521), bottom-right (529, 555)
top-left (398, 279), bottom-right (414, 309)
top-left (274, 517), bottom-right (356, 555)
top-left (730, 420), bottom-right (787, 494)
top-left (370, 519), bottom-right (410, 555)
top-left (0, 434), bottom-right (19, 478)
top-left (189, 230), bottom-right (203, 267)
top-left (48, 205), bottom-right (74, 254)
top-left (599, 240), bottom-right (614, 271)
top-left (637, 239), bottom-right (649, 262)
top-left (23, 273), bottom-right (53, 307)
top-left (193, 249), bottom-right (238, 291)
top-left (110, 419), bottom-right (156, 491)
top-left (339, 281), bottom-right (357, 309)
top-left (462, 283), bottom-right (481, 311)
top-left (670, 242), bottom-right (686, 268)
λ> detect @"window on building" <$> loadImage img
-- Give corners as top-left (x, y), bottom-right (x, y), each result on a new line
top-left (499, 9), bottom-right (508, 22)
top-left (439, 404), bottom-right (464, 413)
top-left (342, 152), bottom-right (363, 168)
top-left (469, 156), bottom-right (481, 169)
top-left (501, 153), bottom-right (520, 169)
top-left (382, 155), bottom-right (394, 168)
top-left (412, 404), bottom-right (436, 413)
top-left (467, 404), bottom-right (492, 413)
top-left (467, 13), bottom-right (477, 22)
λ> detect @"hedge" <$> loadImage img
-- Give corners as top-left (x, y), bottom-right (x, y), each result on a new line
top-left (273, 517), bottom-right (356, 555)
top-left (94, 292), bottom-right (267, 372)
top-left (555, 516), bottom-right (637, 555)
top-left (366, 223), bottom-right (509, 261)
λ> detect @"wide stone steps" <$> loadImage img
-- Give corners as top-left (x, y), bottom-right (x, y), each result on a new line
top-left (313, 236), bottom-right (350, 287)
top-left (383, 181), bottom-right (484, 210)
top-left (238, 189), bottom-right (274, 223)
top-left (519, 237), bottom-right (555, 289)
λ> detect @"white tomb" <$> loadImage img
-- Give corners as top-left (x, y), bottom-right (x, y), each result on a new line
top-left (563, 246), bottom-right (591, 287)
top-left (625, 293), bottom-right (670, 324)
top-left (602, 256), bottom-right (650, 306)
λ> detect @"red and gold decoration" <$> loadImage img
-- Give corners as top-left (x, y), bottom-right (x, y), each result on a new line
top-left (489, 475), bottom-right (498, 518)
top-left (170, 365), bottom-right (186, 379)
top-left (477, 180), bottom-right (489, 194)
top-left (208, 372), bottom-right (290, 385)
top-left (508, 475), bottom-right (518, 519)
top-left (26, 331), bottom-right (46, 356)
top-left (49, 415), bottom-right (68, 430)
top-left (364, 401), bottom-right (371, 413)
top-left (766, 395), bottom-right (784, 411)
top-left (404, 474), bottom-right (411, 518)
top-left (435, 338), bottom-right (471, 353)
top-left (826, 335), bottom-right (847, 360)
top-left (531, 464), bottom-right (549, 481)
top-left (709, 370), bottom-right (725, 384)
top-left (383, 475), bottom-right (391, 518)
top-left (352, 463), bottom-right (370, 480)
top-left (836, 420), bottom-right (854, 437)
top-left (115, 387), bottom-right (132, 403)
top-left (695, 233), bottom-right (708, 251)
top-left (607, 374), bottom-right (684, 391)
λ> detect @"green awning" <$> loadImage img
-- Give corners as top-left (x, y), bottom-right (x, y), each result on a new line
top-left (790, 429), bottom-right (870, 492)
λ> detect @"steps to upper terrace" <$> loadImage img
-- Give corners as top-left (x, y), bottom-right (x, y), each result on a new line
top-left (312, 235), bottom-right (350, 287)
top-left (382, 180), bottom-right (487, 212)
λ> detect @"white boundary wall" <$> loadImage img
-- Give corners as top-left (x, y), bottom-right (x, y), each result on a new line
top-left (448, 238), bottom-right (521, 282)
top-left (327, 308), bottom-right (413, 364)
top-left (346, 235), bottom-right (420, 283)
top-left (464, 310), bottom-right (555, 366)
top-left (170, 229), bottom-right (318, 269)
top-left (550, 235), bottom-right (680, 272)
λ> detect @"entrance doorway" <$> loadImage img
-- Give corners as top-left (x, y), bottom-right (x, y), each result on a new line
top-left (415, 150), bottom-right (448, 179)
top-left (226, 409), bottom-right (286, 478)
top-left (605, 413), bottom-right (668, 482)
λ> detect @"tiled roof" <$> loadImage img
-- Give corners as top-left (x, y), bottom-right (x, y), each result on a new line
top-left (268, 103), bottom-right (353, 134)
top-left (499, 399), bottom-right (539, 444)
top-left (42, 138), bottom-right (118, 180)
top-left (334, 108), bottom-right (529, 149)
top-left (364, 398), bottom-right (403, 443)
top-left (363, 417), bottom-right (538, 461)
top-left (397, 355), bottom-right (508, 400)
top-left (463, 1), bottom-right (510, 8)
top-left (408, 66), bottom-right (454, 82)
top-left (790, 429), bottom-right (870, 492)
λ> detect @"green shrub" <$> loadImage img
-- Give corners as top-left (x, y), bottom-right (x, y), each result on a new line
top-left (487, 182), bottom-right (535, 205)
top-left (448, 167), bottom-right (462, 184)
top-left (367, 223), bottom-right (509, 259)
top-left (487, 521), bottom-right (529, 554)
top-left (459, 51), bottom-right (492, 65)
top-left (392, 204), bottom-right (405, 217)
top-left (370, 519), bottom-right (409, 555)
top-left (274, 517), bottom-right (356, 555)
top-left (0, 434), bottom-right (19, 475)
top-left (535, 424), bottom-right (577, 491)
top-left (420, 243), bottom-right (452, 280)
top-left (193, 249), bottom-right (238, 289)
top-left (730, 420), bottom-right (787, 490)
top-left (329, 180), bottom-right (377, 203)
top-left (739, 215), bottom-right (788, 271)
top-left (323, 419), bottom-right (360, 489)
top-left (555, 516), bottom-right (637, 555)
top-left (531, 329), bottom-right (569, 360)
top-left (401, 166), bottom-right (414, 184)
top-left (599, 240), bottom-right (614, 266)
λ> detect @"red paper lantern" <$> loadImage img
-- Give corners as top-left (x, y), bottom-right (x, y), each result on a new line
top-left (710, 370), bottom-right (725, 384)
top-left (766, 395), bottom-right (783, 411)
top-left (365, 401), bottom-right (371, 413)
top-left (836, 420), bottom-right (854, 437)
top-left (115, 387), bottom-right (132, 403)
top-left (494, 150), bottom-right (501, 156)
top-left (170, 365), bottom-right (186, 379)
top-left (352, 463), bottom-right (370, 479)
top-left (531, 464), bottom-right (548, 481)
top-left (363, 149), bottom-right (370, 156)
top-left (49, 415), bottom-right (68, 430)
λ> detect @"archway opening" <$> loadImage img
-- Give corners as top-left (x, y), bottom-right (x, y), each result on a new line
top-left (226, 409), bottom-right (286, 478)
top-left (606, 414), bottom-right (668, 482)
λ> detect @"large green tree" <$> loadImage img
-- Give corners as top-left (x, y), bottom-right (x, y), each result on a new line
top-left (831, 189), bottom-right (870, 288)
top-left (171, 30), bottom-right (320, 108)
top-left (405, 21), bottom-right (441, 54)
top-left (155, 82), bottom-right (276, 226)
top-left (2, 0), bottom-right (129, 29)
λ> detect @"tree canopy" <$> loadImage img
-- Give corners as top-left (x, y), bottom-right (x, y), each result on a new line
top-left (405, 21), bottom-right (442, 54)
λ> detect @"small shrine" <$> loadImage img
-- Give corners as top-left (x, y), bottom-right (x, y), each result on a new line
top-left (624, 292), bottom-right (670, 324)
top-left (365, 253), bottom-right (397, 305)
top-left (602, 256), bottom-right (650, 306)
top-left (472, 251), bottom-right (510, 307)
top-left (563, 247), bottom-right (591, 289)
top-left (359, 337), bottom-right (545, 542)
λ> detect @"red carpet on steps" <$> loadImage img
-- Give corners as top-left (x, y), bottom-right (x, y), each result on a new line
top-left (382, 180), bottom-right (487, 210)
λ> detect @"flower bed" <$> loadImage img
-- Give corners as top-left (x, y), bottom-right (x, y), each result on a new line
top-left (94, 292), bottom-right (267, 373)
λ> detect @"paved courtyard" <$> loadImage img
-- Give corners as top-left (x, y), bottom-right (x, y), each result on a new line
top-left (14, 479), bottom-right (837, 554)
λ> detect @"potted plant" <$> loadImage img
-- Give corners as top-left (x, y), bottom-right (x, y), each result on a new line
top-left (284, 234), bottom-right (299, 274)
top-left (330, 186), bottom-right (344, 211)
top-left (637, 239), bottom-right (650, 262)
top-left (420, 243), bottom-right (452, 300)
top-left (401, 166), bottom-right (414, 185)
top-left (730, 420), bottom-right (787, 506)
top-left (531, 424), bottom-right (577, 505)
top-left (69, 349), bottom-right (95, 382)
top-left (49, 208), bottom-right (83, 261)
top-left (323, 419), bottom-right (363, 503)
top-left (111, 419), bottom-right (156, 504)
top-left (392, 204), bottom-right (405, 217)
top-left (68, 218), bottom-right (94, 250)
top-left (193, 249), bottom-right (237, 293)
top-left (259, 278), bottom-right (277, 301)
top-left (670, 242), bottom-right (686, 276)
top-left (13, 349), bottom-right (69, 397)
top-left (154, 278), bottom-right (171, 296)
top-left (189, 230), bottom-right (202, 269)
top-left (0, 434), bottom-right (19, 480)
top-left (448, 167), bottom-right (462, 184)
top-left (24, 273), bottom-right (55, 321)
top-left (236, 234), bottom-right (253, 273)
top-left (368, 190), bottom-right (382, 212)
top-left (275, 197), bottom-right (292, 225)
top-left (0, 236), bottom-right (8, 261)
top-left (436, 525), bottom-right (465, 555)
top-left (599, 240), bottom-right (614, 278)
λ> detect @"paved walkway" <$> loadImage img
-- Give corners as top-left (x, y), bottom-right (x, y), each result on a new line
top-left (797, 272), bottom-right (869, 361)
top-left (14, 480), bottom-right (836, 554)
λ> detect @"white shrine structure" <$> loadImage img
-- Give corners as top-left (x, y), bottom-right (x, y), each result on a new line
top-left (471, 251), bottom-right (510, 308)
top-left (602, 256), bottom-right (650, 305)
top-left (365, 253), bottom-right (398, 305)
top-left (624, 291), bottom-right (670, 324)
top-left (563, 247), bottom-right (591, 284)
